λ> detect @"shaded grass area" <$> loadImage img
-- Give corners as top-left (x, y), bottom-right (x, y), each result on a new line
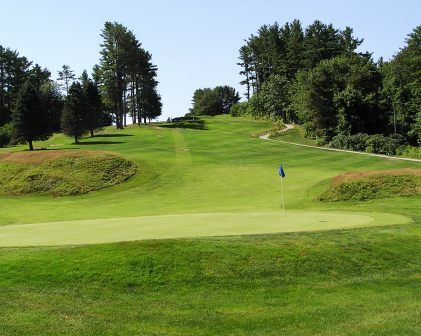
top-left (0, 223), bottom-right (420, 335)
top-left (159, 117), bottom-right (208, 130)
top-left (319, 173), bottom-right (421, 201)
top-left (0, 152), bottom-right (136, 196)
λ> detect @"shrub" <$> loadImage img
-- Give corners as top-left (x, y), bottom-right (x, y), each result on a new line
top-left (330, 133), bottom-right (368, 151)
top-left (396, 146), bottom-right (421, 159)
top-left (330, 133), bottom-right (406, 155)
top-left (0, 123), bottom-right (13, 148)
top-left (230, 102), bottom-right (249, 117)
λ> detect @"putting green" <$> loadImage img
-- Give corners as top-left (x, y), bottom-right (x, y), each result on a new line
top-left (0, 211), bottom-right (411, 247)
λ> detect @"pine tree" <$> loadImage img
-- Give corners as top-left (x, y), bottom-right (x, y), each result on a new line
top-left (57, 65), bottom-right (76, 95)
top-left (80, 70), bottom-right (104, 136)
top-left (0, 45), bottom-right (32, 126)
top-left (40, 81), bottom-right (63, 132)
top-left (97, 22), bottom-right (161, 127)
top-left (12, 77), bottom-right (52, 150)
top-left (61, 82), bottom-right (88, 143)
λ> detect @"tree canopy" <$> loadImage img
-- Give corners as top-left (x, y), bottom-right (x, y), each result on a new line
top-left (190, 86), bottom-right (240, 116)
top-left (96, 21), bottom-right (161, 128)
top-left (12, 77), bottom-right (52, 150)
top-left (234, 21), bottom-right (421, 148)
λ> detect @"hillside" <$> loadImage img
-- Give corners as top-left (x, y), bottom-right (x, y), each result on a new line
top-left (0, 115), bottom-right (420, 335)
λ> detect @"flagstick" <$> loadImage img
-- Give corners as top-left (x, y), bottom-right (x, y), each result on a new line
top-left (281, 175), bottom-right (285, 217)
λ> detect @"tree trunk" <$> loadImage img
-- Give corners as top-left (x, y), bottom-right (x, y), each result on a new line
top-left (74, 135), bottom-right (78, 144)
top-left (28, 140), bottom-right (33, 151)
top-left (90, 129), bottom-right (94, 137)
top-left (135, 78), bottom-right (141, 126)
top-left (131, 76), bottom-right (136, 124)
top-left (123, 89), bottom-right (127, 127)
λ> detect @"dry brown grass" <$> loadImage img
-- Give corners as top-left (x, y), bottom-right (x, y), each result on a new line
top-left (0, 150), bottom-right (115, 164)
top-left (331, 168), bottom-right (421, 185)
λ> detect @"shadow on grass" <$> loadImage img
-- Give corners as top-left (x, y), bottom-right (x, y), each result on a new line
top-left (93, 134), bottom-right (134, 138)
top-left (76, 141), bottom-right (125, 145)
top-left (36, 147), bottom-right (81, 151)
top-left (160, 118), bottom-right (208, 130)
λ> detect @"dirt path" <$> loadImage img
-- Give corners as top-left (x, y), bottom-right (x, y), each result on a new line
top-left (259, 124), bottom-right (421, 163)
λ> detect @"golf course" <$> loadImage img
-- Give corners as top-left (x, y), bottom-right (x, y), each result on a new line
top-left (0, 115), bottom-right (420, 335)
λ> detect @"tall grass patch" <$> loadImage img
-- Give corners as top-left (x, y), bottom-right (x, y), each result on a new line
top-left (0, 152), bottom-right (136, 196)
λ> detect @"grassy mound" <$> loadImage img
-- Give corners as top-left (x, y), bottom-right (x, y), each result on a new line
top-left (319, 169), bottom-right (421, 201)
top-left (0, 151), bottom-right (136, 196)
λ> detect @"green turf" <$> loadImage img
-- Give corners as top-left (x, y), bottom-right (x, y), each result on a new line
top-left (0, 224), bottom-right (419, 335)
top-left (0, 211), bottom-right (410, 247)
top-left (270, 125), bottom-right (318, 145)
top-left (0, 115), bottom-right (420, 335)
top-left (0, 116), bottom-right (419, 226)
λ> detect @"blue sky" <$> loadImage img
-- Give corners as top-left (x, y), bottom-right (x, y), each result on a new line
top-left (1, 0), bottom-right (420, 120)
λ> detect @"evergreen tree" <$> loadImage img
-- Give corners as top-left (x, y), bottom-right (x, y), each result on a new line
top-left (0, 45), bottom-right (32, 126)
top-left (98, 22), bottom-right (128, 129)
top-left (81, 70), bottom-right (104, 136)
top-left (57, 65), bottom-right (76, 95)
top-left (12, 77), bottom-right (52, 150)
top-left (40, 81), bottom-right (63, 132)
top-left (61, 82), bottom-right (88, 143)
top-left (97, 22), bottom-right (161, 127)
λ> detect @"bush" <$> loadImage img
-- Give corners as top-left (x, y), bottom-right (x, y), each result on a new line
top-left (230, 102), bottom-right (249, 117)
top-left (330, 133), bottom-right (369, 151)
top-left (366, 134), bottom-right (398, 155)
top-left (0, 123), bottom-right (13, 148)
top-left (330, 133), bottom-right (406, 155)
top-left (396, 146), bottom-right (421, 159)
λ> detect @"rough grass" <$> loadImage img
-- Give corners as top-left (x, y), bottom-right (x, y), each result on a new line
top-left (0, 151), bottom-right (136, 196)
top-left (319, 169), bottom-right (421, 201)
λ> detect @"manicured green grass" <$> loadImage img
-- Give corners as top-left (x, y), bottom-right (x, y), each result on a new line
top-left (271, 125), bottom-right (318, 145)
top-left (0, 211), bottom-right (410, 247)
top-left (0, 115), bottom-right (420, 334)
top-left (0, 116), bottom-right (418, 226)
top-left (0, 224), bottom-right (420, 335)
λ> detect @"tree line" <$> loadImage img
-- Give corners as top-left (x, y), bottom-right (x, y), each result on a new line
top-left (0, 21), bottom-right (162, 150)
top-left (189, 86), bottom-right (240, 116)
top-left (233, 20), bottom-right (421, 153)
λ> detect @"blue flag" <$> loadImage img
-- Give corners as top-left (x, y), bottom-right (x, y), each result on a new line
top-left (279, 165), bottom-right (285, 178)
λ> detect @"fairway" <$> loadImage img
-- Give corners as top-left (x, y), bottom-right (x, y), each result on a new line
top-left (0, 211), bottom-right (411, 247)
top-left (0, 115), bottom-right (420, 335)
top-left (2, 8), bottom-right (421, 334)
